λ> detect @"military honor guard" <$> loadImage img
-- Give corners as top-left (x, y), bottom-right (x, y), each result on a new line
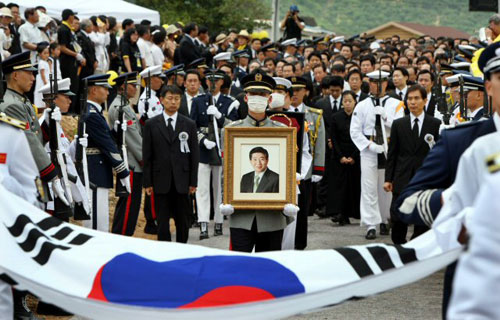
top-left (220, 71), bottom-right (299, 252)
top-left (0, 51), bottom-right (69, 210)
top-left (191, 69), bottom-right (239, 239)
top-left (288, 75), bottom-right (325, 250)
top-left (350, 70), bottom-right (404, 239)
top-left (142, 85), bottom-right (199, 243)
top-left (82, 73), bottom-right (130, 232)
top-left (138, 65), bottom-right (164, 234)
top-left (107, 72), bottom-right (144, 236)
top-left (38, 78), bottom-right (91, 217)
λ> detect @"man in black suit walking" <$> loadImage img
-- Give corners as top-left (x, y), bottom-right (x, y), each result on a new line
top-left (143, 85), bottom-right (199, 243)
top-left (417, 70), bottom-right (437, 116)
top-left (178, 23), bottom-right (202, 66)
top-left (384, 84), bottom-right (441, 244)
top-left (240, 147), bottom-right (279, 193)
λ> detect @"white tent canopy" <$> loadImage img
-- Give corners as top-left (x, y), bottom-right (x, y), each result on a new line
top-left (15, 0), bottom-right (160, 25)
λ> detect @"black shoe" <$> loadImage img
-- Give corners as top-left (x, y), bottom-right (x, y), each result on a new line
top-left (331, 214), bottom-right (342, 223)
top-left (315, 207), bottom-right (328, 218)
top-left (365, 229), bottom-right (376, 240)
top-left (199, 222), bottom-right (209, 240)
top-left (339, 217), bottom-right (351, 226)
top-left (144, 222), bottom-right (158, 235)
top-left (191, 221), bottom-right (200, 228)
top-left (214, 223), bottom-right (223, 236)
top-left (380, 223), bottom-right (389, 235)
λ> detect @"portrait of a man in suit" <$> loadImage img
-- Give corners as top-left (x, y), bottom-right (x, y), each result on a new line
top-left (240, 146), bottom-right (279, 193)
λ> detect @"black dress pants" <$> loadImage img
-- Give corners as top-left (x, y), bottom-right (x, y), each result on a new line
top-left (153, 185), bottom-right (190, 243)
top-left (230, 218), bottom-right (283, 253)
top-left (112, 171), bottom-right (142, 236)
top-left (295, 179), bottom-right (312, 250)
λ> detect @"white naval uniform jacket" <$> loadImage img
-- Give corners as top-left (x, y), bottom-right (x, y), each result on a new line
top-left (350, 95), bottom-right (405, 160)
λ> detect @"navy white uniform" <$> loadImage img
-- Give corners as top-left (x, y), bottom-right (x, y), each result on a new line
top-left (83, 99), bottom-right (129, 231)
top-left (191, 91), bottom-right (239, 231)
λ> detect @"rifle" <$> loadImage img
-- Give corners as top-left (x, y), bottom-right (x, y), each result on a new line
top-left (207, 71), bottom-right (222, 165)
top-left (47, 60), bottom-right (73, 219)
top-left (458, 76), bottom-right (467, 121)
top-left (434, 72), bottom-right (451, 124)
top-left (74, 79), bottom-right (91, 220)
top-left (115, 74), bottom-right (130, 197)
top-left (372, 69), bottom-right (388, 169)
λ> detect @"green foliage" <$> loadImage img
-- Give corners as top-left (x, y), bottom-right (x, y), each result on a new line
top-left (132, 0), bottom-right (271, 34)
top-left (278, 0), bottom-right (493, 36)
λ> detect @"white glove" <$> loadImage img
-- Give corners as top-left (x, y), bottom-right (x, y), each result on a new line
top-left (74, 133), bottom-right (88, 148)
top-left (373, 106), bottom-right (386, 118)
top-left (206, 105), bottom-right (222, 119)
top-left (114, 120), bottom-right (127, 132)
top-left (368, 143), bottom-right (384, 154)
top-left (311, 175), bottom-right (322, 183)
top-left (220, 204), bottom-right (234, 216)
top-left (204, 139), bottom-right (216, 150)
top-left (120, 176), bottom-right (131, 193)
top-left (296, 172), bottom-right (303, 182)
top-left (52, 178), bottom-right (69, 206)
top-left (50, 107), bottom-right (62, 121)
top-left (76, 53), bottom-right (85, 62)
top-left (283, 203), bottom-right (299, 218)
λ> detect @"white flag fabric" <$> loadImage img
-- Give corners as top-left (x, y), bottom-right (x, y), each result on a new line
top-left (0, 184), bottom-right (461, 319)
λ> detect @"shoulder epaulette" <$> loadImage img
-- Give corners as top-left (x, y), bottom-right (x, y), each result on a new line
top-left (224, 94), bottom-right (236, 101)
top-left (227, 119), bottom-right (243, 127)
top-left (486, 152), bottom-right (500, 174)
top-left (0, 112), bottom-right (27, 129)
top-left (308, 107), bottom-right (323, 115)
top-left (447, 120), bottom-right (482, 131)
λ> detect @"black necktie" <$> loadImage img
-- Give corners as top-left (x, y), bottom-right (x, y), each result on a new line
top-left (294, 107), bottom-right (299, 112)
top-left (333, 100), bottom-right (338, 112)
top-left (398, 91), bottom-right (403, 100)
top-left (412, 118), bottom-right (419, 140)
top-left (167, 118), bottom-right (174, 140)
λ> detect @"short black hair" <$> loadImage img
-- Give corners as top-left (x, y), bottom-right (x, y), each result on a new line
top-left (137, 24), bottom-right (150, 37)
top-left (263, 57), bottom-right (276, 66)
top-left (407, 84), bottom-right (427, 99)
top-left (160, 85), bottom-right (183, 97)
top-left (107, 16), bottom-right (117, 30)
top-left (393, 66), bottom-right (409, 78)
top-left (6, 3), bottom-right (19, 9)
top-left (312, 62), bottom-right (326, 72)
top-left (329, 75), bottom-right (344, 89)
top-left (360, 54), bottom-right (376, 66)
top-left (198, 25), bottom-right (208, 35)
top-left (342, 90), bottom-right (357, 102)
top-left (283, 62), bottom-right (296, 73)
top-left (23, 7), bottom-right (35, 20)
top-left (417, 69), bottom-right (435, 82)
top-left (122, 18), bottom-right (134, 30)
top-left (347, 69), bottom-right (362, 81)
top-left (140, 19), bottom-right (151, 26)
top-left (416, 56), bottom-right (431, 65)
top-left (320, 76), bottom-right (332, 89)
top-left (249, 146), bottom-right (269, 160)
top-left (331, 63), bottom-right (345, 73)
top-left (183, 22), bottom-right (198, 35)
top-left (185, 69), bottom-right (201, 81)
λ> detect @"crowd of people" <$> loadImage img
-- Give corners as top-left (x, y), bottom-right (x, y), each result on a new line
top-left (1, 2), bottom-right (500, 319)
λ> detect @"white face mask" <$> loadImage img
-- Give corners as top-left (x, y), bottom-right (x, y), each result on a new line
top-left (270, 93), bottom-right (285, 109)
top-left (247, 95), bottom-right (269, 113)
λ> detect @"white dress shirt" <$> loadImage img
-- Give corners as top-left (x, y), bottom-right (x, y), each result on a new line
top-left (396, 86), bottom-right (407, 100)
top-left (163, 111), bottom-right (178, 130)
top-left (137, 37), bottom-right (154, 68)
top-left (185, 92), bottom-right (198, 115)
top-left (409, 111), bottom-right (425, 136)
top-left (329, 95), bottom-right (342, 111)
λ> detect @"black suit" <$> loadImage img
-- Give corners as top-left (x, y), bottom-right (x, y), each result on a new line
top-left (77, 31), bottom-right (97, 79)
top-left (314, 95), bottom-right (342, 214)
top-left (328, 110), bottom-right (360, 220)
top-left (143, 113), bottom-right (199, 242)
top-left (385, 113), bottom-right (441, 244)
top-left (356, 91), bottom-right (369, 102)
top-left (178, 35), bottom-right (201, 66)
top-left (230, 85), bottom-right (244, 98)
top-left (178, 93), bottom-right (196, 119)
top-left (240, 169), bottom-right (279, 193)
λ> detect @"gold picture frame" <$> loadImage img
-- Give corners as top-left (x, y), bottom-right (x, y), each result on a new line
top-left (224, 127), bottom-right (297, 210)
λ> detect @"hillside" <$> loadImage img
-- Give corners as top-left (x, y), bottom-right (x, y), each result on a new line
top-left (278, 0), bottom-right (493, 37)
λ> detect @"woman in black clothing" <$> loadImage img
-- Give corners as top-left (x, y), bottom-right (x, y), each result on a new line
top-left (120, 27), bottom-right (143, 73)
top-left (328, 90), bottom-right (361, 225)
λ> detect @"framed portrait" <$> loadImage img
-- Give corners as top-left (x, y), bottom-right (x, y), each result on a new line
top-left (224, 127), bottom-right (297, 210)
top-left (266, 110), bottom-right (305, 171)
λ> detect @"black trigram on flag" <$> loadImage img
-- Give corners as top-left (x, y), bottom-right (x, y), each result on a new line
top-left (334, 244), bottom-right (418, 278)
top-left (4, 214), bottom-right (93, 265)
